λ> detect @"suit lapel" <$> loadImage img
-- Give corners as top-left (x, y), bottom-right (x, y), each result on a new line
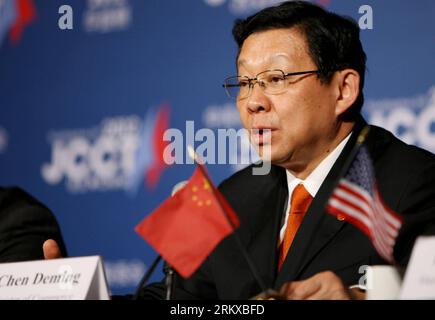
top-left (234, 165), bottom-right (288, 290)
top-left (275, 118), bottom-right (367, 288)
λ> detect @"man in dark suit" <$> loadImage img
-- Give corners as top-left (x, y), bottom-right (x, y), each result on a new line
top-left (140, 1), bottom-right (435, 299)
top-left (0, 187), bottom-right (67, 262)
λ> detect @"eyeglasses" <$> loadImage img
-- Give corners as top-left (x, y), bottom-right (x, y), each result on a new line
top-left (222, 69), bottom-right (320, 100)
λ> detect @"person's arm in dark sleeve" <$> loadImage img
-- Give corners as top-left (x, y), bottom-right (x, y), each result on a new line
top-left (0, 187), bottom-right (67, 262)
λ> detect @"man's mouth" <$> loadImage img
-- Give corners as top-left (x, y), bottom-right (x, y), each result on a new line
top-left (251, 128), bottom-right (274, 145)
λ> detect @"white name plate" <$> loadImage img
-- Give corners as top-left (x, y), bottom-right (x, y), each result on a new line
top-left (0, 256), bottom-right (110, 300)
top-left (400, 236), bottom-right (435, 299)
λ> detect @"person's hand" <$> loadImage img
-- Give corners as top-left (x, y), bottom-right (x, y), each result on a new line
top-left (279, 271), bottom-right (358, 300)
top-left (43, 239), bottom-right (62, 259)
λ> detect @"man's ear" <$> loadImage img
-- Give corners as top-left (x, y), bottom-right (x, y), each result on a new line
top-left (334, 69), bottom-right (360, 117)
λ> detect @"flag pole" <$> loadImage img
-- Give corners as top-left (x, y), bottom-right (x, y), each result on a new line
top-left (187, 146), bottom-right (267, 292)
top-left (333, 125), bottom-right (371, 189)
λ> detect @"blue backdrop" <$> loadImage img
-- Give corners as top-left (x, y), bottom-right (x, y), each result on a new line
top-left (0, 0), bottom-right (434, 295)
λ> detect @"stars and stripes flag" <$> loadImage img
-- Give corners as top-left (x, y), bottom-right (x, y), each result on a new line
top-left (326, 145), bottom-right (403, 263)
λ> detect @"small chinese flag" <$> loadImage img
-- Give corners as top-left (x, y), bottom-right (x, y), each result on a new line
top-left (135, 165), bottom-right (240, 278)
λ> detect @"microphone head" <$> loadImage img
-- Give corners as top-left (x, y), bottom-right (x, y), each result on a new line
top-left (171, 180), bottom-right (188, 196)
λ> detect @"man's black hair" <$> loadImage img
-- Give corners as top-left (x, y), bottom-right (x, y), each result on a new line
top-left (232, 1), bottom-right (366, 118)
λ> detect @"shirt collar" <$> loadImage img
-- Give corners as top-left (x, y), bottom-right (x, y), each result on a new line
top-left (286, 133), bottom-right (352, 198)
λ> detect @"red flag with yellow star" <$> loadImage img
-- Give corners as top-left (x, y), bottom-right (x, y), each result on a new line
top-left (135, 165), bottom-right (240, 278)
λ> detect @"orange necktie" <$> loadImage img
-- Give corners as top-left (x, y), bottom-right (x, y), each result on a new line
top-left (278, 184), bottom-right (313, 270)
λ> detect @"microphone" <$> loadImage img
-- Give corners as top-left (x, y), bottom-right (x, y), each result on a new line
top-left (171, 180), bottom-right (188, 196)
top-left (132, 181), bottom-right (188, 300)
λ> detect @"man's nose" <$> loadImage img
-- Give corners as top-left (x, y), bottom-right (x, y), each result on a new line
top-left (245, 83), bottom-right (271, 113)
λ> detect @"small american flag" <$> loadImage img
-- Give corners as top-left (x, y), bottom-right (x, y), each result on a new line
top-left (326, 145), bottom-right (403, 263)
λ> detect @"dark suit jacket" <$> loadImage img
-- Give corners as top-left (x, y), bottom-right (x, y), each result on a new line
top-left (0, 187), bottom-right (67, 262)
top-left (141, 118), bottom-right (435, 299)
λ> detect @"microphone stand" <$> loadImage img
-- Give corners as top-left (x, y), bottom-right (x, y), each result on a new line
top-left (163, 262), bottom-right (176, 300)
top-left (132, 255), bottom-right (162, 300)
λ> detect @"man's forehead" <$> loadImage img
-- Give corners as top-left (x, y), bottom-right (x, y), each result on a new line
top-left (236, 28), bottom-right (309, 66)
top-left (237, 54), bottom-right (292, 68)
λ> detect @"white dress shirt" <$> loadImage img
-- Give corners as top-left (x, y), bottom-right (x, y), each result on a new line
top-left (279, 134), bottom-right (352, 244)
